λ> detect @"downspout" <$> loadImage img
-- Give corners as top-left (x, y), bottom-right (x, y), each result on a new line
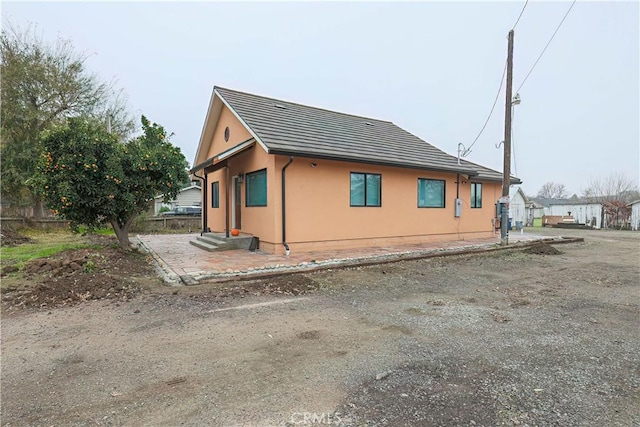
top-left (193, 171), bottom-right (207, 235)
top-left (281, 156), bottom-right (294, 255)
top-left (225, 165), bottom-right (230, 238)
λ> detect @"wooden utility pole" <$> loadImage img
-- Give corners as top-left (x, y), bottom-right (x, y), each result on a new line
top-left (500, 29), bottom-right (515, 246)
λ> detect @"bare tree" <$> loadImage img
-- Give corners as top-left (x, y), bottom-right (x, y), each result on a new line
top-left (0, 22), bottom-right (135, 217)
top-left (537, 182), bottom-right (569, 199)
top-left (582, 172), bottom-right (639, 204)
top-left (582, 172), bottom-right (639, 229)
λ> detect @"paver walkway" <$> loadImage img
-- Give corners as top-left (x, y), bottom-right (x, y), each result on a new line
top-left (135, 230), bottom-right (558, 285)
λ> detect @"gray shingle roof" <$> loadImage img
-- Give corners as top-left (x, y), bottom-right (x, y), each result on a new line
top-left (215, 86), bottom-right (518, 183)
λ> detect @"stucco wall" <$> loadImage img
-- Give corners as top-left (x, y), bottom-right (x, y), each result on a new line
top-left (272, 156), bottom-right (501, 253)
top-left (204, 153), bottom-right (502, 253)
top-left (204, 147), bottom-right (276, 244)
top-left (205, 168), bottom-right (226, 232)
top-left (203, 104), bottom-right (275, 239)
top-left (206, 106), bottom-right (253, 159)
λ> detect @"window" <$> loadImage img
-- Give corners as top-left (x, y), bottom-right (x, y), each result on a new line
top-left (211, 181), bottom-right (220, 208)
top-left (418, 178), bottom-right (445, 208)
top-left (471, 182), bottom-right (482, 208)
top-left (350, 172), bottom-right (381, 207)
top-left (246, 169), bottom-right (267, 207)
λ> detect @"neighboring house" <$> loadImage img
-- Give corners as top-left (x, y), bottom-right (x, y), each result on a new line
top-left (532, 197), bottom-right (603, 228)
top-left (152, 184), bottom-right (202, 215)
top-left (509, 187), bottom-right (527, 228)
top-left (190, 86), bottom-right (521, 254)
top-left (509, 187), bottom-right (543, 227)
top-left (629, 200), bottom-right (640, 231)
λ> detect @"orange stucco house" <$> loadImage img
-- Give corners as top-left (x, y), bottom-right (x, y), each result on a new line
top-left (190, 87), bottom-right (520, 254)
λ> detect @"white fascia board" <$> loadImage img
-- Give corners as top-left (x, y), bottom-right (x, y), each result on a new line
top-left (217, 139), bottom-right (256, 161)
top-left (214, 88), bottom-right (270, 154)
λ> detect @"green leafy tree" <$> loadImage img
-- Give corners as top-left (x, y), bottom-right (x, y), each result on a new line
top-left (0, 23), bottom-right (133, 217)
top-left (36, 116), bottom-right (188, 248)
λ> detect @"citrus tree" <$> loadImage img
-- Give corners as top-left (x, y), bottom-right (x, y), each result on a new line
top-left (37, 116), bottom-right (188, 248)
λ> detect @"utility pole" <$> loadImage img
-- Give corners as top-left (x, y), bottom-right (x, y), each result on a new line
top-left (500, 29), bottom-right (515, 246)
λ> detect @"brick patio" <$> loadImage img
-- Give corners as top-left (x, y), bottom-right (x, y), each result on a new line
top-left (135, 230), bottom-right (557, 285)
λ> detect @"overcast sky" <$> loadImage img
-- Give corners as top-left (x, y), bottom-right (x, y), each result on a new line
top-left (3, 1), bottom-right (639, 197)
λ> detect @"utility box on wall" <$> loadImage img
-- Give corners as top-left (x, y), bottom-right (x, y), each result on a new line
top-left (454, 198), bottom-right (462, 217)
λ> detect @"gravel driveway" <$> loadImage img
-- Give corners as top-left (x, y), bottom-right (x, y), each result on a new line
top-left (1, 228), bottom-right (638, 426)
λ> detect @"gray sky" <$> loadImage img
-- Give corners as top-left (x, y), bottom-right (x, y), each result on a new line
top-left (3, 1), bottom-right (639, 197)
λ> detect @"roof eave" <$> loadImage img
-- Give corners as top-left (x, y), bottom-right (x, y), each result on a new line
top-left (268, 149), bottom-right (480, 176)
top-left (190, 157), bottom-right (214, 174)
top-left (190, 138), bottom-right (256, 174)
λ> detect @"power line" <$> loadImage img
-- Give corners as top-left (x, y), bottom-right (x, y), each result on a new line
top-left (464, 60), bottom-right (507, 155)
top-left (512, 0), bottom-right (529, 30)
top-left (462, 0), bottom-right (527, 156)
top-left (516, 0), bottom-right (577, 92)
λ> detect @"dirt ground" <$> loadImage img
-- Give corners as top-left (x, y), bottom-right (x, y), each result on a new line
top-left (1, 228), bottom-right (639, 426)
top-left (1, 234), bottom-right (158, 309)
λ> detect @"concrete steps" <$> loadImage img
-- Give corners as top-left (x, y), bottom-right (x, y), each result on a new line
top-left (189, 233), bottom-right (255, 252)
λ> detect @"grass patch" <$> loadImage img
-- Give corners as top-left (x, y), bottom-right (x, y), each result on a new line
top-left (76, 226), bottom-right (115, 236)
top-left (1, 230), bottom-right (100, 291)
top-left (1, 231), bottom-right (96, 269)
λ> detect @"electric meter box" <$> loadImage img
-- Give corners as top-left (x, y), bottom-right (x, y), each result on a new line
top-left (454, 198), bottom-right (462, 217)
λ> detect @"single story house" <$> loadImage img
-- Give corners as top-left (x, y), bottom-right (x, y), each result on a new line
top-left (151, 184), bottom-right (201, 216)
top-left (629, 199), bottom-right (640, 231)
top-left (531, 197), bottom-right (603, 228)
top-left (190, 86), bottom-right (520, 254)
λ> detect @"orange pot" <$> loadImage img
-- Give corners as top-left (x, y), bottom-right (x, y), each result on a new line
top-left (231, 228), bottom-right (240, 236)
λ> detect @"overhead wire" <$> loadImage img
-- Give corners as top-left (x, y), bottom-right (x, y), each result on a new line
top-left (463, 0), bottom-right (528, 156)
top-left (516, 0), bottom-right (577, 92)
top-left (512, 0), bottom-right (529, 30)
top-left (463, 60), bottom-right (507, 155)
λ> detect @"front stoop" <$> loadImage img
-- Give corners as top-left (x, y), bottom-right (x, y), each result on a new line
top-left (189, 233), bottom-right (254, 252)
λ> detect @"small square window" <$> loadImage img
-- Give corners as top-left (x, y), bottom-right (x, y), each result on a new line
top-left (350, 172), bottom-right (381, 207)
top-left (418, 178), bottom-right (445, 208)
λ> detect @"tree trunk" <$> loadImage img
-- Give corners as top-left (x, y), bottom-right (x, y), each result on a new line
top-left (33, 198), bottom-right (44, 220)
top-left (110, 217), bottom-right (135, 250)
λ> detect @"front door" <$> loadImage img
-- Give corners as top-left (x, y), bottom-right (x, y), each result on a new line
top-left (233, 176), bottom-right (242, 229)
